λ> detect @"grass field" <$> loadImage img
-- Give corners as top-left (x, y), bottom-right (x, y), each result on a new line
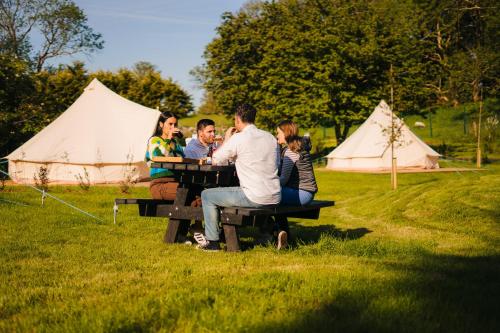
top-left (1, 162), bottom-right (499, 332)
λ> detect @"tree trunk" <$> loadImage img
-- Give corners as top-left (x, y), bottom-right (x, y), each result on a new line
top-left (341, 122), bottom-right (351, 142)
top-left (334, 123), bottom-right (342, 145)
top-left (334, 122), bottom-right (351, 145)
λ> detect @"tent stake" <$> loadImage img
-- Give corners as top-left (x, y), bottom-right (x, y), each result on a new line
top-left (41, 189), bottom-right (47, 206)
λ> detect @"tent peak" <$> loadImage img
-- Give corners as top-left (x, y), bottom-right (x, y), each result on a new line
top-left (84, 78), bottom-right (104, 92)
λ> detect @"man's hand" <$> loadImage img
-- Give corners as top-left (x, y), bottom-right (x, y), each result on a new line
top-left (225, 127), bottom-right (237, 142)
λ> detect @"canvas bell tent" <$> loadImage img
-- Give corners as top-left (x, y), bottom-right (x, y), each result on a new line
top-left (6, 79), bottom-right (161, 184)
top-left (326, 100), bottom-right (440, 170)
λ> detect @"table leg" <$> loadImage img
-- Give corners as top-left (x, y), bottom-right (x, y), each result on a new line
top-left (223, 224), bottom-right (240, 252)
top-left (164, 218), bottom-right (190, 243)
top-left (163, 187), bottom-right (192, 243)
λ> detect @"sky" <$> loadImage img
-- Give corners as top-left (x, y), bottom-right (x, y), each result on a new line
top-left (50, 0), bottom-right (249, 107)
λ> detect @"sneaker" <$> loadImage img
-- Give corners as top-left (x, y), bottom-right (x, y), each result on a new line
top-left (193, 232), bottom-right (208, 246)
top-left (277, 231), bottom-right (288, 250)
top-left (197, 240), bottom-right (221, 252)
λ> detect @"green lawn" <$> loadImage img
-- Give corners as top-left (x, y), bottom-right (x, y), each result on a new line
top-left (1, 163), bottom-right (499, 332)
top-left (180, 113), bottom-right (233, 129)
top-left (181, 103), bottom-right (499, 162)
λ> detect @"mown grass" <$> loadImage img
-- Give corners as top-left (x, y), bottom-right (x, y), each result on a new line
top-left (1, 163), bottom-right (499, 332)
top-left (180, 113), bottom-right (233, 129)
top-left (181, 103), bottom-right (499, 161)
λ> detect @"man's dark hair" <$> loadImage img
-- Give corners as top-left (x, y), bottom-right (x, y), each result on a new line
top-left (234, 103), bottom-right (257, 124)
top-left (196, 118), bottom-right (215, 132)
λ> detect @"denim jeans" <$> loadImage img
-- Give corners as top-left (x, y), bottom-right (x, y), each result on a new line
top-left (281, 187), bottom-right (314, 206)
top-left (201, 187), bottom-right (264, 241)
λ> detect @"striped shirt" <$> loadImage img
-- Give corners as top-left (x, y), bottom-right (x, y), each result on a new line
top-left (145, 136), bottom-right (184, 179)
top-left (280, 147), bottom-right (318, 193)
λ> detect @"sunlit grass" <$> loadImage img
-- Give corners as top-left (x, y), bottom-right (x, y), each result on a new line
top-left (0, 165), bottom-right (499, 332)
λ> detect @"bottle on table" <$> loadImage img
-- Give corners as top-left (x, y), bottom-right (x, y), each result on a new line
top-left (206, 145), bottom-right (213, 164)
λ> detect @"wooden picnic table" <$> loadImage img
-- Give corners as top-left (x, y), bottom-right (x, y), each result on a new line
top-left (115, 161), bottom-right (334, 251)
top-left (150, 161), bottom-right (238, 243)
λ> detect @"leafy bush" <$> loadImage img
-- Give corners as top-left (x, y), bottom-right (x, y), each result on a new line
top-left (33, 166), bottom-right (49, 192)
top-left (75, 167), bottom-right (91, 191)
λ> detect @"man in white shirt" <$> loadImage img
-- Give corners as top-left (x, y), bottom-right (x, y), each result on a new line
top-left (184, 119), bottom-right (216, 159)
top-left (197, 104), bottom-right (281, 251)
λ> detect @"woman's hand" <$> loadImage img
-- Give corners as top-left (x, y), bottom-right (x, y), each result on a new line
top-left (167, 127), bottom-right (182, 140)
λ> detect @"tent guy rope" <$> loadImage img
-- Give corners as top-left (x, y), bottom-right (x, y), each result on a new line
top-left (0, 168), bottom-right (104, 223)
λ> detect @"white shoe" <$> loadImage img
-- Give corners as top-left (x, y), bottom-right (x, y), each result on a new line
top-left (277, 231), bottom-right (288, 250)
top-left (194, 232), bottom-right (209, 247)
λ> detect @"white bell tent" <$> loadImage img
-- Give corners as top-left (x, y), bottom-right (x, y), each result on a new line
top-left (326, 100), bottom-right (440, 170)
top-left (6, 78), bottom-right (160, 184)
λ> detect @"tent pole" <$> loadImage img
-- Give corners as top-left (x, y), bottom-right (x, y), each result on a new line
top-left (476, 85), bottom-right (483, 168)
top-left (390, 64), bottom-right (397, 190)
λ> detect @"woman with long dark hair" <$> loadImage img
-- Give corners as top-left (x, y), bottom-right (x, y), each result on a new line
top-left (145, 112), bottom-right (184, 200)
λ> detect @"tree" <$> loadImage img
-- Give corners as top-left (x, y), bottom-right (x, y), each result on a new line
top-left (0, 54), bottom-right (35, 156)
top-left (1, 60), bottom-right (193, 155)
top-left (33, 61), bottom-right (89, 131)
top-left (197, 91), bottom-right (223, 114)
top-left (93, 62), bottom-right (194, 118)
top-left (0, 0), bottom-right (103, 71)
top-left (414, 0), bottom-right (499, 105)
top-left (196, 0), bottom-right (437, 143)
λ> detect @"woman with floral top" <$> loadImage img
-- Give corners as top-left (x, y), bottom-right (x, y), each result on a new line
top-left (145, 112), bottom-right (184, 200)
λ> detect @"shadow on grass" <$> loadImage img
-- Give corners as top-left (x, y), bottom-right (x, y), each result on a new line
top-left (248, 254), bottom-right (500, 333)
top-left (236, 222), bottom-right (371, 251)
top-left (288, 221), bottom-right (371, 244)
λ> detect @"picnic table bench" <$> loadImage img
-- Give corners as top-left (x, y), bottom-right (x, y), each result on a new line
top-left (114, 161), bottom-right (334, 251)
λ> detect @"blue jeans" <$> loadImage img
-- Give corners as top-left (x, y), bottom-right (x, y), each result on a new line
top-left (201, 187), bottom-right (264, 241)
top-left (281, 187), bottom-right (314, 206)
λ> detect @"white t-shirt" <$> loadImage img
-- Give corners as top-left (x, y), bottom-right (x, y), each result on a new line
top-left (213, 124), bottom-right (281, 205)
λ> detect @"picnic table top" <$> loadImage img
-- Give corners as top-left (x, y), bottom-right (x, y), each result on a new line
top-left (151, 161), bottom-right (235, 172)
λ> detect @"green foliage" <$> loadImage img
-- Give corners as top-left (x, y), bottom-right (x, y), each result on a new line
top-left (93, 62), bottom-right (194, 118)
top-left (118, 154), bottom-right (137, 194)
top-left (32, 61), bottom-right (89, 132)
top-left (197, 91), bottom-right (223, 114)
top-left (198, 0), bottom-right (436, 143)
top-left (33, 165), bottom-right (49, 192)
top-left (0, 61), bottom-right (193, 155)
top-left (0, 167), bottom-right (499, 331)
top-left (414, 0), bottom-right (499, 104)
top-left (404, 99), bottom-right (500, 160)
top-left (0, 0), bottom-right (104, 71)
top-left (75, 167), bottom-right (91, 191)
top-left (197, 0), bottom-right (498, 144)
top-left (0, 55), bottom-right (36, 156)
top-left (179, 113), bottom-right (233, 133)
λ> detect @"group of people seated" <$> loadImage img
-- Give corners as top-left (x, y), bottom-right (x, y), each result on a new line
top-left (145, 104), bottom-right (318, 251)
